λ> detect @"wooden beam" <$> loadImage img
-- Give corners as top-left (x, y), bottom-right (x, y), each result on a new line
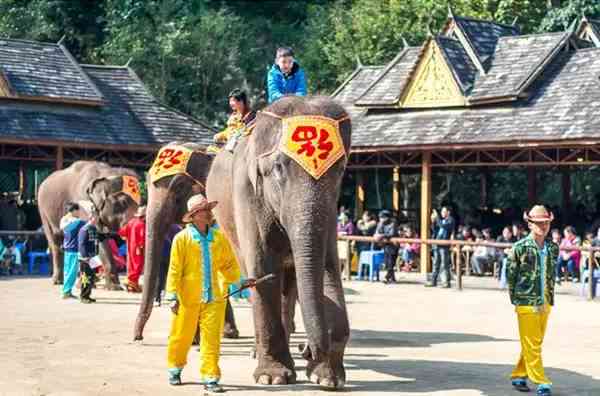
top-left (420, 152), bottom-right (432, 275)
top-left (527, 167), bottom-right (537, 206)
top-left (562, 168), bottom-right (571, 215)
top-left (393, 166), bottom-right (401, 214)
top-left (355, 171), bottom-right (365, 220)
top-left (56, 146), bottom-right (64, 170)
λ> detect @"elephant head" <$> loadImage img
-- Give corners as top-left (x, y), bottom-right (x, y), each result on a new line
top-left (133, 142), bottom-right (211, 341)
top-left (86, 174), bottom-right (141, 232)
top-left (236, 96), bottom-right (351, 371)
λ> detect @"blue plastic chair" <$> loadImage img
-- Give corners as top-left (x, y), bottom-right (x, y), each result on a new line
top-left (358, 250), bottom-right (385, 281)
top-left (28, 252), bottom-right (50, 275)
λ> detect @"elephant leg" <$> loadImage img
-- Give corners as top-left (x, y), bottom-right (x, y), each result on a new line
top-left (50, 244), bottom-right (63, 285)
top-left (304, 243), bottom-right (349, 389)
top-left (223, 299), bottom-right (239, 339)
top-left (99, 240), bottom-right (122, 291)
top-left (281, 267), bottom-right (297, 342)
top-left (252, 267), bottom-right (296, 385)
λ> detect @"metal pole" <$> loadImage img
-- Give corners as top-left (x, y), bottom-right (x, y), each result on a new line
top-left (589, 254), bottom-right (595, 301)
top-left (457, 243), bottom-right (463, 291)
top-left (345, 239), bottom-right (352, 281)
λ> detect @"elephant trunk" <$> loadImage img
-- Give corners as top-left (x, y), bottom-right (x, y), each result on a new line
top-left (133, 185), bottom-right (171, 341)
top-left (286, 192), bottom-right (334, 362)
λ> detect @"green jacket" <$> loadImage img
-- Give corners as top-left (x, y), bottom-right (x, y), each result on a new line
top-left (507, 234), bottom-right (558, 306)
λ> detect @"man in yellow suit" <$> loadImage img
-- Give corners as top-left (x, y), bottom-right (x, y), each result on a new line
top-left (165, 193), bottom-right (240, 393)
top-left (507, 205), bottom-right (558, 396)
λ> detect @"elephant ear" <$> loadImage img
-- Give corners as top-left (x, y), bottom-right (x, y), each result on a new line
top-left (86, 176), bottom-right (121, 212)
top-left (247, 153), bottom-right (261, 196)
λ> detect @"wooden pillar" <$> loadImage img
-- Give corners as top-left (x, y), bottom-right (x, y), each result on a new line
top-left (420, 152), bottom-right (432, 275)
top-left (392, 166), bottom-right (401, 214)
top-left (56, 146), bottom-right (64, 170)
top-left (355, 171), bottom-right (365, 220)
top-left (18, 162), bottom-right (25, 196)
top-left (527, 167), bottom-right (537, 206)
top-left (480, 169), bottom-right (488, 208)
top-left (561, 168), bottom-right (571, 215)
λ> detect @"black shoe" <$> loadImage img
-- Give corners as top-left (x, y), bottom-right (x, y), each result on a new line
top-left (443, 284), bottom-right (451, 288)
top-left (425, 282), bottom-right (437, 287)
top-left (511, 378), bottom-right (530, 392)
top-left (80, 297), bottom-right (96, 304)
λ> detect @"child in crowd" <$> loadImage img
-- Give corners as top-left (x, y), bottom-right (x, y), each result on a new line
top-left (400, 227), bottom-right (419, 272)
top-left (267, 47), bottom-right (307, 104)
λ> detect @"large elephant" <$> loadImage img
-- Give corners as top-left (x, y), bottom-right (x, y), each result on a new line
top-left (207, 96), bottom-right (351, 389)
top-left (133, 142), bottom-right (239, 341)
top-left (38, 161), bottom-right (140, 290)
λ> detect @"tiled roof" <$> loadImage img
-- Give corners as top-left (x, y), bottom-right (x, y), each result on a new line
top-left (469, 32), bottom-right (568, 101)
top-left (0, 38), bottom-right (103, 103)
top-left (436, 36), bottom-right (478, 92)
top-left (0, 63), bottom-right (215, 147)
top-left (454, 16), bottom-right (520, 65)
top-left (351, 48), bottom-right (600, 148)
top-left (332, 65), bottom-right (383, 108)
top-left (355, 47), bottom-right (421, 106)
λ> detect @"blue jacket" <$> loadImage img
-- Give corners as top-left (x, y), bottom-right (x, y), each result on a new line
top-left (62, 218), bottom-right (86, 253)
top-left (267, 62), bottom-right (307, 103)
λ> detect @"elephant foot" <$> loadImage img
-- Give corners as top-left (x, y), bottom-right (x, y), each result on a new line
top-left (223, 323), bottom-right (239, 339)
top-left (306, 359), bottom-right (345, 390)
top-left (253, 361), bottom-right (296, 385)
top-left (304, 343), bottom-right (346, 390)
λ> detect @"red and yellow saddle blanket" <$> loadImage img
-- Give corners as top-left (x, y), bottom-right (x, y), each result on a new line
top-left (280, 115), bottom-right (347, 180)
top-left (149, 145), bottom-right (194, 184)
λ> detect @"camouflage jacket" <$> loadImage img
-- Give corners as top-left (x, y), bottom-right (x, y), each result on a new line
top-left (507, 235), bottom-right (558, 306)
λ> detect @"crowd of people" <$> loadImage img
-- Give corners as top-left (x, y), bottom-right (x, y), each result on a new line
top-left (337, 205), bottom-right (600, 286)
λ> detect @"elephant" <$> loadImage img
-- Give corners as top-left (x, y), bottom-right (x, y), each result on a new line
top-left (132, 142), bottom-right (240, 342)
top-left (206, 96), bottom-right (351, 389)
top-left (37, 161), bottom-right (140, 290)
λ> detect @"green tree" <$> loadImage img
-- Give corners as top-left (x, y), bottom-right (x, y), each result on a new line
top-left (539, 0), bottom-right (600, 31)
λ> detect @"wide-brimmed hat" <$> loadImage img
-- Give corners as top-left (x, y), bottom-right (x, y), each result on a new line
top-left (523, 205), bottom-right (554, 223)
top-left (182, 194), bottom-right (218, 223)
top-left (135, 205), bottom-right (146, 217)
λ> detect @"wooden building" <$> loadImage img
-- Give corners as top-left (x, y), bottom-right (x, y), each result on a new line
top-left (0, 37), bottom-right (214, 202)
top-left (333, 13), bottom-right (600, 271)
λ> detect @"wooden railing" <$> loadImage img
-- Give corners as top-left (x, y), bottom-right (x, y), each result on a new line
top-left (337, 235), bottom-right (599, 301)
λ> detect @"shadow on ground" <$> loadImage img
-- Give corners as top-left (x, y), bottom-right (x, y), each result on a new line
top-left (345, 359), bottom-right (600, 395)
top-left (350, 329), bottom-right (512, 348)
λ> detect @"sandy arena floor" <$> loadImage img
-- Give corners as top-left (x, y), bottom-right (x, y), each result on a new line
top-left (1, 274), bottom-right (599, 396)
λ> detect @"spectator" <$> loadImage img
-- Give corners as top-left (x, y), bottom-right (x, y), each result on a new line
top-left (337, 213), bottom-right (355, 236)
top-left (512, 221), bottom-right (527, 240)
top-left (400, 226), bottom-right (419, 272)
top-left (374, 210), bottom-right (399, 284)
top-left (497, 226), bottom-right (516, 285)
top-left (119, 206), bottom-right (147, 293)
top-left (471, 228), bottom-right (495, 276)
top-left (551, 228), bottom-right (561, 246)
top-left (356, 210), bottom-right (377, 254)
top-left (267, 47), bottom-right (307, 103)
top-left (556, 226), bottom-right (581, 283)
top-left (580, 231), bottom-right (594, 274)
top-left (426, 206), bottom-right (455, 288)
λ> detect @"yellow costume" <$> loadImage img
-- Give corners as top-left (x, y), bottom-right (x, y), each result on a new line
top-left (166, 224), bottom-right (240, 383)
top-left (213, 112), bottom-right (248, 144)
top-left (511, 304), bottom-right (552, 384)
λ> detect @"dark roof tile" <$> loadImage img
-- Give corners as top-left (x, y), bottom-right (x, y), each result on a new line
top-left (436, 36), bottom-right (478, 92)
top-left (454, 16), bottom-right (520, 64)
top-left (0, 39), bottom-right (103, 102)
top-left (355, 47), bottom-right (421, 106)
top-left (469, 32), bottom-right (568, 101)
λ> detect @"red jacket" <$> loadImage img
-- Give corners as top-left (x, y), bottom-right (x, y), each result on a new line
top-left (119, 217), bottom-right (146, 261)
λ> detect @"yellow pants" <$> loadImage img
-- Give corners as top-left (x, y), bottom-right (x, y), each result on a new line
top-left (167, 301), bottom-right (226, 382)
top-left (511, 304), bottom-right (552, 385)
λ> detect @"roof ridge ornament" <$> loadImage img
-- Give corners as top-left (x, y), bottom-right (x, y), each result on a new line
top-left (57, 35), bottom-right (66, 45)
top-left (512, 17), bottom-right (519, 27)
top-left (124, 57), bottom-right (133, 67)
top-left (448, 4), bottom-right (454, 18)
top-left (355, 54), bottom-right (363, 67)
top-left (568, 18), bottom-right (578, 33)
top-left (401, 36), bottom-right (408, 49)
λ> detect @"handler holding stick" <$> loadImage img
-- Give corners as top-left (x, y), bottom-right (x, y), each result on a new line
top-left (165, 194), bottom-right (242, 392)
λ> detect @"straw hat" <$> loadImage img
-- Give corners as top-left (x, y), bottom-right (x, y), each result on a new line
top-left (182, 194), bottom-right (218, 223)
top-left (523, 205), bottom-right (554, 223)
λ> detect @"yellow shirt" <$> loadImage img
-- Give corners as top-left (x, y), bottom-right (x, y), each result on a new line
top-left (166, 225), bottom-right (240, 306)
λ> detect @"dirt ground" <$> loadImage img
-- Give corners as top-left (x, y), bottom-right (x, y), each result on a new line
top-left (2, 274), bottom-right (600, 396)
